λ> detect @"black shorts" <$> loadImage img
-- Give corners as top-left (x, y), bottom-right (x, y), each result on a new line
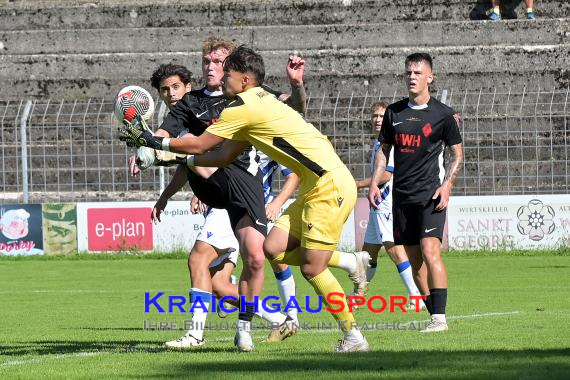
top-left (393, 199), bottom-right (446, 246)
top-left (187, 164), bottom-right (267, 236)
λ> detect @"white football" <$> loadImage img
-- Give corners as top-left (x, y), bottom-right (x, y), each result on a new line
top-left (135, 146), bottom-right (157, 170)
top-left (114, 85), bottom-right (155, 123)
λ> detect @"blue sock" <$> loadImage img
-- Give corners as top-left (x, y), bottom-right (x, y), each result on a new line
top-left (396, 261), bottom-right (411, 273)
top-left (274, 266), bottom-right (292, 281)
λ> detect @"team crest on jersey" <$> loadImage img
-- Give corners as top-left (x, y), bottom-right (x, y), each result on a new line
top-left (422, 123), bottom-right (433, 137)
top-left (307, 223), bottom-right (313, 231)
top-left (337, 197), bottom-right (344, 207)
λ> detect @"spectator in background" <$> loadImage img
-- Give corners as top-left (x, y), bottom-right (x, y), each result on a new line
top-left (488, 0), bottom-right (536, 21)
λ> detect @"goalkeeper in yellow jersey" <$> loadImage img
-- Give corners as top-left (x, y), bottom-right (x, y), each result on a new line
top-left (119, 45), bottom-right (369, 352)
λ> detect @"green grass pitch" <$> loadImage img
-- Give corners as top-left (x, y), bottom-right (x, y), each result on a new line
top-left (1, 251), bottom-right (569, 379)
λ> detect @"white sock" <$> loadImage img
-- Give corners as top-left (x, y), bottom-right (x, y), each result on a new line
top-left (396, 262), bottom-right (421, 299)
top-left (432, 314), bottom-right (447, 324)
top-left (188, 288), bottom-right (211, 341)
top-left (256, 298), bottom-right (287, 325)
top-left (344, 329), bottom-right (364, 341)
top-left (274, 267), bottom-right (298, 321)
top-left (338, 252), bottom-right (357, 273)
top-left (238, 320), bottom-right (251, 333)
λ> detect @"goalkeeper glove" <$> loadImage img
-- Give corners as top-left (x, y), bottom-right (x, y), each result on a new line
top-left (156, 155), bottom-right (195, 168)
top-left (118, 116), bottom-right (163, 150)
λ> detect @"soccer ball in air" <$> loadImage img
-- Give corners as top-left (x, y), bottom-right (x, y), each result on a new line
top-left (114, 85), bottom-right (155, 123)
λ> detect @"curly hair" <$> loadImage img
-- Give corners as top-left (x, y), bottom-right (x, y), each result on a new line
top-left (150, 64), bottom-right (192, 90)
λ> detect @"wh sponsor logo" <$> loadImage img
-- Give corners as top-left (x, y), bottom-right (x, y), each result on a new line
top-left (395, 133), bottom-right (421, 147)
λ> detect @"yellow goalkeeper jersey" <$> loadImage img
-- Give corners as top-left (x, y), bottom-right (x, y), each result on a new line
top-left (207, 86), bottom-right (345, 179)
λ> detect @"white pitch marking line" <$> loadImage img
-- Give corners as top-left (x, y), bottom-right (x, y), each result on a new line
top-left (449, 311), bottom-right (521, 320)
top-left (0, 352), bottom-right (102, 368)
top-left (407, 310), bottom-right (522, 325)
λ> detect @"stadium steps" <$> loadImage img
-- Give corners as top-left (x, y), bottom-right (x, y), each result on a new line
top-left (2, 20), bottom-right (567, 54)
top-left (1, 38), bottom-right (569, 99)
top-left (0, 0), bottom-right (568, 99)
top-left (0, 0), bottom-right (568, 30)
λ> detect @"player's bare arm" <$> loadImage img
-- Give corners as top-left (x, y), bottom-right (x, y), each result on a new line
top-left (163, 130), bottom-right (224, 155)
top-left (152, 165), bottom-right (188, 223)
top-left (119, 118), bottom-right (225, 154)
top-left (356, 171), bottom-right (392, 189)
top-left (433, 142), bottom-right (463, 211)
top-left (368, 143), bottom-right (392, 209)
top-left (192, 139), bottom-right (250, 168)
top-left (284, 54), bottom-right (307, 114)
top-left (265, 172), bottom-right (299, 222)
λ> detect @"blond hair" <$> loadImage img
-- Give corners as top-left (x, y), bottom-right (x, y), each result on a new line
top-left (371, 101), bottom-right (389, 112)
top-left (202, 37), bottom-right (235, 56)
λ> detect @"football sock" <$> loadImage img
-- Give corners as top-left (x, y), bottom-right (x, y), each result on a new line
top-left (307, 269), bottom-right (357, 332)
top-left (493, 6), bottom-right (500, 14)
top-left (527, 7), bottom-right (533, 13)
top-left (274, 267), bottom-right (298, 321)
top-left (256, 298), bottom-right (287, 325)
top-left (424, 294), bottom-right (433, 314)
top-left (271, 248), bottom-right (303, 266)
top-left (366, 261), bottom-right (377, 282)
top-left (238, 304), bottom-right (256, 333)
top-left (328, 251), bottom-right (357, 273)
top-left (189, 288), bottom-right (211, 341)
top-left (396, 261), bottom-right (422, 300)
top-left (344, 329), bottom-right (364, 341)
top-left (430, 288), bottom-right (447, 320)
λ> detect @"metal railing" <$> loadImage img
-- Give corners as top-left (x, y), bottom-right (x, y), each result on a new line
top-left (1, 87), bottom-right (569, 204)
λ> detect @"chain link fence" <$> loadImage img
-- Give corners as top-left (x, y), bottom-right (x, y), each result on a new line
top-left (1, 87), bottom-right (569, 204)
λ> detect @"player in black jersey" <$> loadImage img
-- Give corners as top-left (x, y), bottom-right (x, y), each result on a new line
top-left (368, 53), bottom-right (464, 333)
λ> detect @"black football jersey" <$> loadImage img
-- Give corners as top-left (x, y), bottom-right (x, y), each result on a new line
top-left (160, 87), bottom-right (260, 176)
top-left (379, 97), bottom-right (462, 204)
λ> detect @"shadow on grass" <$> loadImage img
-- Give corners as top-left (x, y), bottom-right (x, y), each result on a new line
top-left (152, 348), bottom-right (570, 379)
top-left (2, 341), bottom-right (569, 379)
top-left (0, 340), bottom-right (235, 356)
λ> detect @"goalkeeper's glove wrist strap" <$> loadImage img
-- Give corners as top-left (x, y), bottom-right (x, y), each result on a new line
top-left (186, 155), bottom-right (195, 167)
top-left (162, 137), bottom-right (171, 152)
top-left (142, 134), bottom-right (163, 151)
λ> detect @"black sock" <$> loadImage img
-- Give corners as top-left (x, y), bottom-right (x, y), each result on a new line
top-left (424, 294), bottom-right (433, 314)
top-left (238, 304), bottom-right (255, 322)
top-left (430, 288), bottom-right (447, 315)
